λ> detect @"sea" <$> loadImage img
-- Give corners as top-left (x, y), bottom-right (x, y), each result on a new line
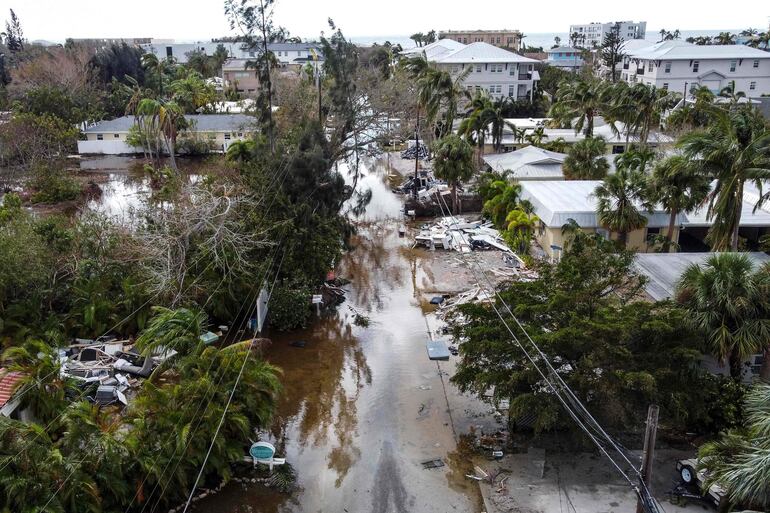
top-left (350, 29), bottom-right (744, 49)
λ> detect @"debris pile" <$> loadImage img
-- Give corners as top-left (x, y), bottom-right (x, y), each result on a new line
top-left (400, 144), bottom-right (430, 160)
top-left (414, 217), bottom-right (520, 255)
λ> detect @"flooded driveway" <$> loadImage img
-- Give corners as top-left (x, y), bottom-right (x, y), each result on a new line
top-left (193, 155), bottom-right (494, 512)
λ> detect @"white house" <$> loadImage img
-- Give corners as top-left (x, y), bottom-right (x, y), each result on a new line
top-left (402, 40), bottom-right (540, 101)
top-left (568, 21), bottom-right (647, 48)
top-left (619, 40), bottom-right (770, 97)
top-left (77, 114), bottom-right (255, 155)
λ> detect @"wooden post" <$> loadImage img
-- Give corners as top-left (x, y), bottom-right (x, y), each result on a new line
top-left (636, 404), bottom-right (659, 513)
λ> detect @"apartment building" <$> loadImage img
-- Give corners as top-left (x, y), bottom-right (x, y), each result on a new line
top-left (402, 40), bottom-right (540, 101)
top-left (545, 46), bottom-right (584, 71)
top-left (139, 40), bottom-right (322, 67)
top-left (437, 30), bottom-right (523, 51)
top-left (568, 21), bottom-right (647, 47)
top-left (620, 40), bottom-right (770, 97)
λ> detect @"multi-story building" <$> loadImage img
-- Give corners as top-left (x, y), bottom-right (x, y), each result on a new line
top-left (139, 40), bottom-right (322, 66)
top-left (619, 40), bottom-right (770, 97)
top-left (568, 21), bottom-right (647, 47)
top-left (545, 46), bottom-right (584, 71)
top-left (437, 30), bottom-right (522, 51)
top-left (402, 40), bottom-right (540, 101)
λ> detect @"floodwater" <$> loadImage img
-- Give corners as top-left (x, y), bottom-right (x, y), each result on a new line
top-left (192, 154), bottom-right (497, 513)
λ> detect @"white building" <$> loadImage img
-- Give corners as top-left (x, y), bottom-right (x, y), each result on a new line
top-left (403, 40), bottom-right (540, 101)
top-left (620, 40), bottom-right (770, 97)
top-left (482, 145), bottom-right (567, 180)
top-left (569, 21), bottom-right (647, 48)
top-left (77, 114), bottom-right (255, 155)
top-left (139, 40), bottom-right (321, 66)
top-left (545, 46), bottom-right (584, 71)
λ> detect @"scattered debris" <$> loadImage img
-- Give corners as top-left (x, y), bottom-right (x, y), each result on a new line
top-left (421, 458), bottom-right (445, 469)
top-left (401, 144), bottom-right (429, 160)
top-left (429, 296), bottom-right (445, 305)
top-left (414, 217), bottom-right (521, 255)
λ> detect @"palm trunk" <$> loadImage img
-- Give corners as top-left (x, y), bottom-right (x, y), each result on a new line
top-left (619, 230), bottom-right (628, 248)
top-left (730, 182), bottom-right (744, 251)
top-left (666, 209), bottom-right (678, 243)
top-left (729, 347), bottom-right (743, 382)
top-left (452, 184), bottom-right (458, 214)
top-left (760, 346), bottom-right (770, 383)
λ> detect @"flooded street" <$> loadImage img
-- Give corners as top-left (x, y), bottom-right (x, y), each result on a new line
top-left (192, 155), bottom-right (495, 513)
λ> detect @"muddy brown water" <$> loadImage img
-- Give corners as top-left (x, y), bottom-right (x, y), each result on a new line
top-left (190, 155), bottom-right (498, 513)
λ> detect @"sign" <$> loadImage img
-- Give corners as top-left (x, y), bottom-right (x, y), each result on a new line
top-left (311, 294), bottom-right (323, 305)
top-left (249, 441), bottom-right (275, 460)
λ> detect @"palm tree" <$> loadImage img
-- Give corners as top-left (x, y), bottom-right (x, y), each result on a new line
top-left (135, 306), bottom-right (207, 359)
top-left (648, 155), bottom-right (710, 245)
top-left (699, 383), bottom-right (770, 510)
top-left (482, 180), bottom-right (522, 227)
top-left (503, 208), bottom-right (540, 254)
top-left (718, 81), bottom-right (746, 107)
top-left (1, 339), bottom-right (75, 425)
top-left (168, 71), bottom-right (217, 114)
top-left (135, 98), bottom-right (185, 171)
top-left (714, 32), bottom-right (737, 45)
top-left (549, 77), bottom-right (606, 137)
top-left (524, 126), bottom-right (548, 147)
top-left (142, 53), bottom-right (169, 97)
top-left (594, 164), bottom-right (652, 247)
top-left (486, 97), bottom-right (514, 152)
top-left (563, 137), bottom-right (609, 180)
top-left (433, 134), bottom-right (475, 213)
top-left (608, 83), bottom-right (677, 146)
top-left (676, 254), bottom-right (770, 381)
top-left (458, 91), bottom-right (493, 164)
top-left (678, 107), bottom-right (770, 250)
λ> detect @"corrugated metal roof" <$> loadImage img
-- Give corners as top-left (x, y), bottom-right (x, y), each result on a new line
top-left (0, 370), bottom-right (24, 409)
top-left (483, 146), bottom-right (566, 179)
top-left (83, 114), bottom-right (256, 134)
top-left (634, 252), bottom-right (770, 301)
top-left (519, 180), bottom-right (678, 228)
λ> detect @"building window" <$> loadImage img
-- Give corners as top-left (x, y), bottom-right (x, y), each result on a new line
top-left (165, 46), bottom-right (173, 57)
top-left (750, 81), bottom-right (756, 90)
top-left (662, 83), bottom-right (669, 90)
top-left (753, 59), bottom-right (759, 68)
top-left (692, 60), bottom-right (699, 72)
top-left (612, 145), bottom-right (624, 154)
top-left (237, 132), bottom-right (243, 137)
top-left (114, 133), bottom-right (120, 138)
top-left (475, 85), bottom-right (481, 93)
top-left (475, 64), bottom-right (481, 72)
top-left (96, 134), bottom-right (103, 141)
top-left (488, 85), bottom-right (495, 93)
top-left (224, 133), bottom-right (231, 140)
top-left (249, 51), bottom-right (255, 57)
top-left (664, 62), bottom-right (671, 73)
top-left (496, 37), bottom-right (501, 44)
top-left (509, 85), bottom-right (514, 96)
top-left (647, 61), bottom-right (653, 72)
top-left (495, 85), bottom-right (502, 93)
top-left (730, 60), bottom-right (737, 72)
top-left (646, 227), bottom-right (661, 244)
top-left (595, 228), bottom-right (610, 240)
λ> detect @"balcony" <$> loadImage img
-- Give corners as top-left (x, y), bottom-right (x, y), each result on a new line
top-left (518, 73), bottom-right (533, 80)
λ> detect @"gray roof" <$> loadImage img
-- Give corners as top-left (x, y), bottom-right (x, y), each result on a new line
top-left (267, 42), bottom-right (321, 51)
top-left (684, 181), bottom-right (770, 227)
top-left (627, 40), bottom-right (770, 60)
top-left (483, 146), bottom-right (567, 180)
top-left (519, 180), bottom-right (679, 228)
top-left (547, 46), bottom-right (581, 53)
top-left (84, 114), bottom-right (256, 133)
top-left (634, 252), bottom-right (770, 301)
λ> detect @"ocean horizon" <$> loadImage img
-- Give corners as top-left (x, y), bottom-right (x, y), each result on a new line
top-left (350, 29), bottom-right (746, 49)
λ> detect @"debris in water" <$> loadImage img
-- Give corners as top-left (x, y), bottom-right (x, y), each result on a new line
top-left (421, 458), bottom-right (445, 469)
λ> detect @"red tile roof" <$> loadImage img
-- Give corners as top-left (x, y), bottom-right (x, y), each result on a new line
top-left (0, 370), bottom-right (25, 409)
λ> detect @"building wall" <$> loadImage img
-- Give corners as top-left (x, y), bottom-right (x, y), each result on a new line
top-left (621, 56), bottom-right (770, 96)
top-left (222, 68), bottom-right (261, 94)
top-left (569, 21), bottom-right (646, 47)
top-left (536, 224), bottom-right (680, 258)
top-left (438, 31), bottom-right (522, 50)
top-left (80, 130), bottom-right (251, 155)
top-left (547, 52), bottom-right (584, 70)
top-left (439, 62), bottom-right (537, 100)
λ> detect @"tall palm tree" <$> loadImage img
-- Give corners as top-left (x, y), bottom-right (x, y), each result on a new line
top-left (594, 165), bottom-right (652, 247)
top-left (676, 254), bottom-right (770, 381)
top-left (141, 53), bottom-right (169, 97)
top-left (135, 98), bottom-right (185, 171)
top-left (549, 77), bottom-right (606, 137)
top-left (482, 180), bottom-right (522, 228)
top-left (486, 97), bottom-right (514, 152)
top-left (714, 32), bottom-right (737, 45)
top-left (458, 91), bottom-right (492, 164)
top-left (608, 83), bottom-right (677, 146)
top-left (678, 107), bottom-right (770, 250)
top-left (563, 136), bottom-right (609, 180)
top-left (524, 126), bottom-right (548, 147)
top-left (433, 134), bottom-right (475, 213)
top-left (648, 155), bottom-right (710, 245)
top-left (699, 383), bottom-right (770, 510)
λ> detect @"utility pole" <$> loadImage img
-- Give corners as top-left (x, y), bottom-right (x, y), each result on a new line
top-left (413, 108), bottom-right (420, 199)
top-left (636, 404), bottom-right (659, 513)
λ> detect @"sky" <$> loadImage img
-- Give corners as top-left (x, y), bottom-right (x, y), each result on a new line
top-left (3, 0), bottom-right (768, 43)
